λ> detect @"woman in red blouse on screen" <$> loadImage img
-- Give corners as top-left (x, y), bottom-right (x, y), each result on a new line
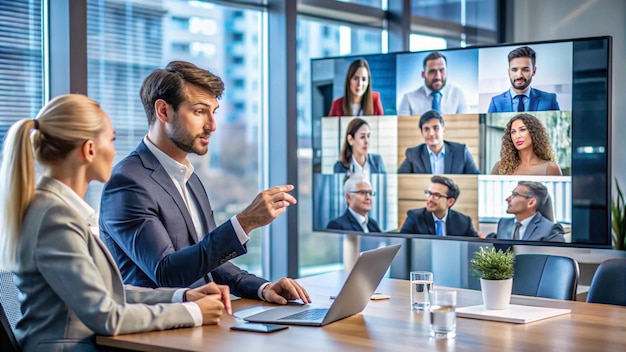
top-left (328, 58), bottom-right (384, 117)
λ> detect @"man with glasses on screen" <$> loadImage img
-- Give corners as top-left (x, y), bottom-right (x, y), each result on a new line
top-left (397, 51), bottom-right (469, 116)
top-left (327, 174), bottom-right (382, 233)
top-left (491, 181), bottom-right (564, 242)
top-left (488, 46), bottom-right (560, 113)
top-left (400, 176), bottom-right (477, 237)
top-left (397, 110), bottom-right (479, 174)
top-left (99, 61), bottom-right (311, 306)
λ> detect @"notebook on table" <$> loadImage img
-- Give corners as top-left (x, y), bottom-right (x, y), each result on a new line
top-left (456, 304), bottom-right (571, 324)
top-left (243, 244), bottom-right (401, 327)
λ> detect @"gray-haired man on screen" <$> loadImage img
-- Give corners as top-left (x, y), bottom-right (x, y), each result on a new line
top-left (327, 174), bottom-right (382, 233)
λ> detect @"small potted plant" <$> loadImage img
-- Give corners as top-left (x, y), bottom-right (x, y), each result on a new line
top-left (470, 246), bottom-right (515, 310)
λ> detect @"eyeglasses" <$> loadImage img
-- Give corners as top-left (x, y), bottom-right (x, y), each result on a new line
top-left (510, 191), bottom-right (532, 199)
top-left (349, 190), bottom-right (376, 197)
top-left (424, 190), bottom-right (448, 200)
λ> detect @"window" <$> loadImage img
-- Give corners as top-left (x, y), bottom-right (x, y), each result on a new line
top-left (171, 16), bottom-right (189, 30)
top-left (86, 0), bottom-right (265, 276)
top-left (0, 0), bottom-right (43, 145)
top-left (171, 42), bottom-right (190, 53)
top-left (296, 18), bottom-right (382, 276)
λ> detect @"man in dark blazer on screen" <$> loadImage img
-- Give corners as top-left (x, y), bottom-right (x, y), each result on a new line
top-left (100, 61), bottom-right (310, 305)
top-left (327, 174), bottom-right (382, 233)
top-left (493, 181), bottom-right (565, 242)
top-left (400, 175), bottom-right (477, 237)
top-left (398, 110), bottom-right (479, 174)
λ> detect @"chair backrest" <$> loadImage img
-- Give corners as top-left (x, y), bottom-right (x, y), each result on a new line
top-left (0, 270), bottom-right (21, 352)
top-left (586, 258), bottom-right (626, 306)
top-left (512, 254), bottom-right (579, 300)
top-left (537, 193), bottom-right (554, 222)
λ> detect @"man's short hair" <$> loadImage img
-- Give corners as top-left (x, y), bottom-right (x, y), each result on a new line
top-left (140, 61), bottom-right (225, 125)
top-left (422, 51), bottom-right (447, 69)
top-left (430, 175), bottom-right (460, 200)
top-left (508, 46), bottom-right (536, 67)
top-left (344, 174), bottom-right (371, 194)
top-left (518, 180), bottom-right (548, 210)
top-left (419, 109), bottom-right (445, 130)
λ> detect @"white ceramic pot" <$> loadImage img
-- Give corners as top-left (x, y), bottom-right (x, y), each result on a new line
top-left (480, 278), bottom-right (513, 310)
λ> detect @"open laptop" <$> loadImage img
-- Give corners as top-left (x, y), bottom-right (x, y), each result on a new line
top-left (243, 244), bottom-right (401, 327)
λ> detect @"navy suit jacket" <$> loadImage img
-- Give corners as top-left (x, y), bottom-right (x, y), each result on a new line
top-left (397, 141), bottom-right (479, 174)
top-left (495, 213), bottom-right (565, 242)
top-left (99, 141), bottom-right (266, 298)
top-left (399, 208), bottom-right (477, 237)
top-left (487, 88), bottom-right (560, 113)
top-left (327, 209), bottom-right (382, 233)
top-left (333, 153), bottom-right (386, 174)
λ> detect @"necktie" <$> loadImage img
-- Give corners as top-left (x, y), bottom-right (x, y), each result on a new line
top-left (362, 219), bottom-right (369, 233)
top-left (516, 95), bottom-right (525, 112)
top-left (432, 91), bottom-right (442, 112)
top-left (435, 219), bottom-right (444, 236)
top-left (513, 222), bottom-right (522, 240)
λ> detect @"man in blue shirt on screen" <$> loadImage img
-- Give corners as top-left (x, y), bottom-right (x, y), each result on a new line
top-left (398, 51), bottom-right (469, 116)
top-left (488, 46), bottom-right (560, 113)
top-left (397, 110), bottom-right (479, 174)
top-left (492, 181), bottom-right (565, 242)
top-left (400, 176), bottom-right (477, 237)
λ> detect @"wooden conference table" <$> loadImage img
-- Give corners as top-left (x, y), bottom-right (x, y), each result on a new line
top-left (97, 271), bottom-right (626, 351)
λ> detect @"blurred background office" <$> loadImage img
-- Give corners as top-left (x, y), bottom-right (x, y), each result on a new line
top-left (0, 0), bottom-right (624, 286)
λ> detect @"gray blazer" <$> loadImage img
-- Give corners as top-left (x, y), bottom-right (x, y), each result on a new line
top-left (495, 212), bottom-right (565, 242)
top-left (14, 177), bottom-right (194, 352)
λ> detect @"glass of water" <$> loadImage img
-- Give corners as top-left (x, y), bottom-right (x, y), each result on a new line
top-left (410, 271), bottom-right (433, 311)
top-left (429, 290), bottom-right (457, 339)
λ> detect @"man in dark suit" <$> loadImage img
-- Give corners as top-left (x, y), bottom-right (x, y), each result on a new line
top-left (494, 181), bottom-right (565, 242)
top-left (100, 61), bottom-right (310, 305)
top-left (397, 110), bottom-right (479, 174)
top-left (327, 174), bottom-right (382, 233)
top-left (400, 176), bottom-right (477, 237)
top-left (488, 46), bottom-right (560, 113)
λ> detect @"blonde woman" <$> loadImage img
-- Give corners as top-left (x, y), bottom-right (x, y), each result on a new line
top-left (0, 94), bottom-right (230, 352)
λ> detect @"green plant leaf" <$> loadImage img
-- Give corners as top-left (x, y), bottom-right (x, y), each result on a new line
top-left (470, 247), bottom-right (515, 280)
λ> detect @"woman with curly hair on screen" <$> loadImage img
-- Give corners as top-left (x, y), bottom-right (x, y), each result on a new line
top-left (491, 113), bottom-right (562, 176)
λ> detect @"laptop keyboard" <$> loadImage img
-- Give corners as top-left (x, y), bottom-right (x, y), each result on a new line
top-left (278, 308), bottom-right (328, 321)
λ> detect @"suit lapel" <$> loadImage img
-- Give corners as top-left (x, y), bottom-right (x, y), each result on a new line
top-left (443, 142), bottom-right (453, 174)
top-left (423, 209), bottom-right (436, 234)
top-left (529, 89), bottom-right (540, 111)
top-left (345, 210), bottom-right (364, 232)
top-left (137, 142), bottom-right (201, 244)
top-left (522, 213), bottom-right (541, 240)
top-left (366, 154), bottom-right (377, 173)
top-left (188, 174), bottom-right (215, 232)
top-left (419, 145), bottom-right (432, 173)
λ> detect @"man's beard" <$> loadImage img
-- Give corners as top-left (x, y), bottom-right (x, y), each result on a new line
top-left (511, 76), bottom-right (532, 91)
top-left (427, 78), bottom-right (446, 92)
top-left (168, 117), bottom-right (209, 155)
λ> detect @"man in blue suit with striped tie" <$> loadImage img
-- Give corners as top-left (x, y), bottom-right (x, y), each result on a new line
top-left (488, 46), bottom-right (560, 113)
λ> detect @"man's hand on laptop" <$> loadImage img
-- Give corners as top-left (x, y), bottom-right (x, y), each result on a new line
top-left (262, 278), bottom-right (312, 305)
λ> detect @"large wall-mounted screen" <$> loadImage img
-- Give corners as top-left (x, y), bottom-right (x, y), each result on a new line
top-left (311, 36), bottom-right (612, 248)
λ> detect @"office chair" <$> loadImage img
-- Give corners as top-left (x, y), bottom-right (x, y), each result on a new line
top-left (586, 258), bottom-right (626, 306)
top-left (0, 270), bottom-right (20, 352)
top-left (512, 254), bottom-right (579, 300)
